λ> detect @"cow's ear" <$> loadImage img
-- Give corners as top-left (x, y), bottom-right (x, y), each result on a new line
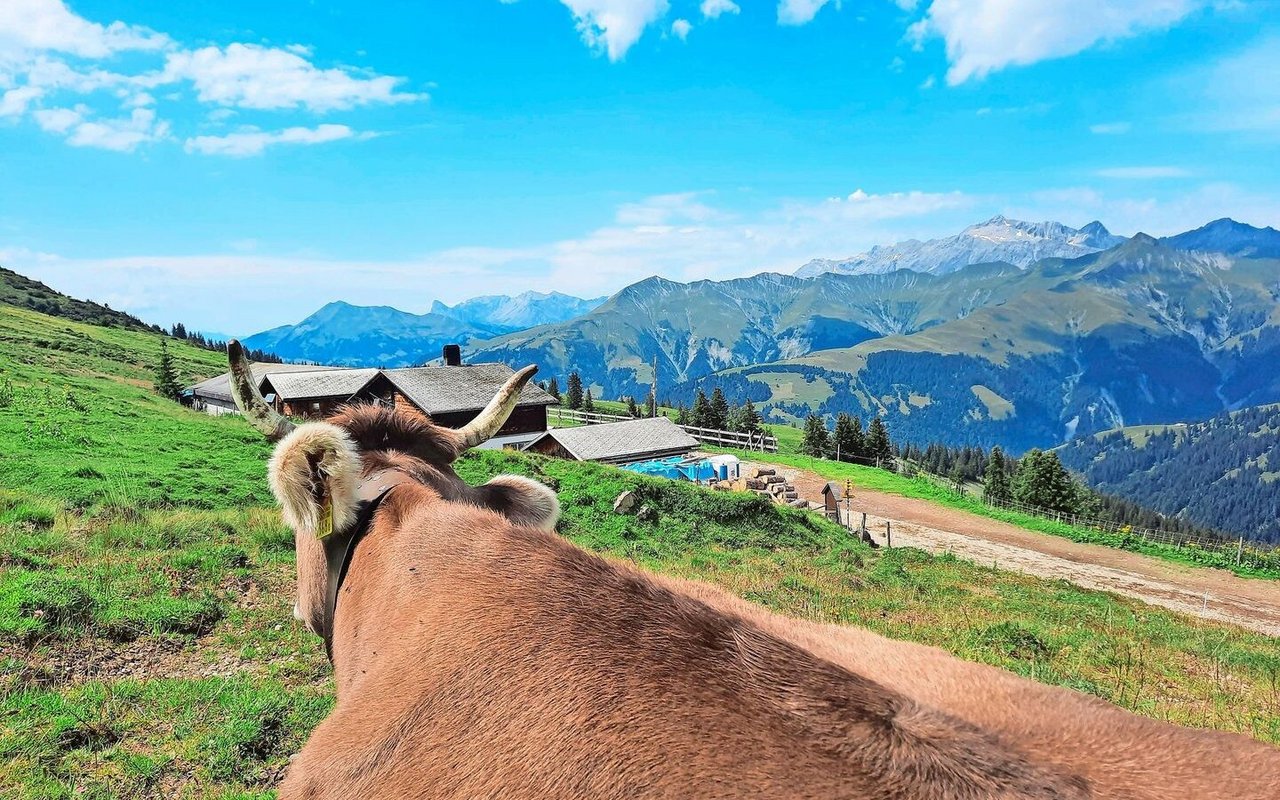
top-left (268, 423), bottom-right (362, 536)
top-left (475, 475), bottom-right (560, 531)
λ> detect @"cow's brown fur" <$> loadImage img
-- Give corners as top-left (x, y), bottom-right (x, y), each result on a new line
top-left (267, 406), bottom-right (1278, 799)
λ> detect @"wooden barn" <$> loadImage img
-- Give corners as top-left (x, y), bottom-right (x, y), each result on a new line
top-left (185, 361), bottom-right (557, 450)
top-left (526, 417), bottom-right (699, 465)
top-left (381, 364), bottom-right (558, 450)
top-left (184, 363), bottom-right (335, 416)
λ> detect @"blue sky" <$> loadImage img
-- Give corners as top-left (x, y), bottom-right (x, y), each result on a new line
top-left (1, 0), bottom-right (1277, 334)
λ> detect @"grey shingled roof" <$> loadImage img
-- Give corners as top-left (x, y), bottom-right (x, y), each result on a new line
top-left (187, 363), bottom-right (336, 403)
top-left (384, 364), bottom-right (558, 415)
top-left (262, 368), bottom-right (380, 401)
top-left (533, 417), bottom-right (698, 463)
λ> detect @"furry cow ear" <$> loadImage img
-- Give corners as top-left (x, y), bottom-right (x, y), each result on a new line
top-left (475, 475), bottom-right (560, 531)
top-left (268, 423), bottom-right (362, 536)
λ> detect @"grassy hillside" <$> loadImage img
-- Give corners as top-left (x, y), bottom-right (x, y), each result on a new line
top-left (2, 303), bottom-right (1279, 798)
top-left (1, 267), bottom-right (156, 332)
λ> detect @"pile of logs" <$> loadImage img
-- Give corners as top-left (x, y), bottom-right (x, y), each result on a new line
top-left (733, 467), bottom-right (806, 507)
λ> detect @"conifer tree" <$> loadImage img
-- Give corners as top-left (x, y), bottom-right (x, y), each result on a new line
top-left (566, 372), bottom-right (584, 410)
top-left (644, 390), bottom-right (657, 419)
top-left (707, 387), bottom-right (730, 430)
top-left (546, 378), bottom-right (560, 401)
top-left (154, 338), bottom-right (181, 400)
top-left (1013, 449), bottom-right (1077, 513)
top-left (866, 416), bottom-right (893, 465)
top-left (675, 404), bottom-right (690, 425)
top-left (800, 415), bottom-right (830, 457)
top-left (691, 389), bottom-right (709, 428)
top-left (736, 399), bottom-right (762, 435)
top-left (983, 446), bottom-right (1012, 503)
top-left (833, 412), bottom-right (863, 462)
top-left (626, 395), bottom-right (640, 417)
top-left (583, 388), bottom-right (595, 413)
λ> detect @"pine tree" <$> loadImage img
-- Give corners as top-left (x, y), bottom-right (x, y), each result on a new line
top-left (691, 389), bottom-right (709, 428)
top-left (1013, 449), bottom-right (1077, 513)
top-left (832, 412), bottom-right (863, 462)
top-left (644, 391), bottom-right (657, 419)
top-left (737, 399), bottom-right (762, 435)
top-left (154, 338), bottom-right (181, 400)
top-left (626, 396), bottom-right (640, 417)
top-left (707, 387), bottom-right (730, 430)
top-left (983, 446), bottom-right (1012, 503)
top-left (800, 415), bottom-right (830, 458)
top-left (546, 378), bottom-right (560, 401)
top-left (583, 388), bottom-right (595, 413)
top-left (866, 416), bottom-right (893, 466)
top-left (566, 372), bottom-right (584, 410)
top-left (675, 404), bottom-right (690, 425)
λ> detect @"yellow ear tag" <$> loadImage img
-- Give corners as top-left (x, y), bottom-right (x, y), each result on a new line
top-left (315, 494), bottom-right (334, 539)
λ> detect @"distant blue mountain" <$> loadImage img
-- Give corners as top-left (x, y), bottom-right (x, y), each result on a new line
top-left (1160, 218), bottom-right (1280, 259)
top-left (242, 290), bottom-right (605, 367)
top-left (431, 290), bottom-right (606, 332)
top-left (242, 301), bottom-right (501, 367)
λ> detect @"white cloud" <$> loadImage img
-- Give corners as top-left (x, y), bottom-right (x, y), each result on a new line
top-left (671, 19), bottom-right (692, 41)
top-left (184, 124), bottom-right (359, 157)
top-left (156, 44), bottom-right (421, 112)
top-left (65, 107), bottom-right (169, 151)
top-left (700, 0), bottom-right (740, 19)
top-left (912, 0), bottom-right (1212, 85)
top-left (1090, 121), bottom-right (1131, 135)
top-left (777, 0), bottom-right (837, 26)
top-left (1096, 166), bottom-right (1190, 179)
top-left (559, 0), bottom-right (670, 62)
top-left (0, 85), bottom-right (41, 116)
top-left (0, 1), bottom-right (420, 153)
top-left (32, 105), bottom-right (81, 132)
top-left (0, 0), bottom-right (169, 61)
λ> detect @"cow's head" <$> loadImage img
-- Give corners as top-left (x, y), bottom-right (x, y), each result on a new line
top-left (227, 341), bottom-right (559, 636)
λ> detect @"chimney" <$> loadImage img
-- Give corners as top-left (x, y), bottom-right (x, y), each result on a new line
top-left (442, 343), bottom-right (462, 366)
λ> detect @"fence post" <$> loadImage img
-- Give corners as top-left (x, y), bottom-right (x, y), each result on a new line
top-left (886, 520), bottom-right (892, 548)
top-left (1237, 537), bottom-right (1244, 566)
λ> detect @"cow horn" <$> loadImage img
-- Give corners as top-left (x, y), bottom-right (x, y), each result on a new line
top-left (455, 365), bottom-right (538, 449)
top-left (227, 339), bottom-right (295, 442)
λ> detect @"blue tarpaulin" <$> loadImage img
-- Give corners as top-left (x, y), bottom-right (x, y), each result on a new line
top-left (622, 456), bottom-right (718, 482)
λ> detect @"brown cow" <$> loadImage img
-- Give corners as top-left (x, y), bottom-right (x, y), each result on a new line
top-left (224, 343), bottom-right (1276, 799)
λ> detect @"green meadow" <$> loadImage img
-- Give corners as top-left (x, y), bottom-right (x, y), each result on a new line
top-left (1, 303), bottom-right (1278, 799)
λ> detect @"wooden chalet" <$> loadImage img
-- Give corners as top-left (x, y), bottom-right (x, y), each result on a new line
top-left (526, 417), bottom-right (699, 465)
top-left (185, 361), bottom-right (558, 450)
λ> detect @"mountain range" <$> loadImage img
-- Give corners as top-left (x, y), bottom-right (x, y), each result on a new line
top-left (795, 216), bottom-right (1126, 277)
top-left (465, 218), bottom-right (1280, 451)
top-left (243, 291), bottom-right (605, 367)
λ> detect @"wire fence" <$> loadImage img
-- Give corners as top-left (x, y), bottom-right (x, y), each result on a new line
top-left (894, 459), bottom-right (1276, 569)
top-left (552, 407), bottom-right (777, 452)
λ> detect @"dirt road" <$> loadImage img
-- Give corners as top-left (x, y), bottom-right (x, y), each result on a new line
top-left (743, 459), bottom-right (1280, 637)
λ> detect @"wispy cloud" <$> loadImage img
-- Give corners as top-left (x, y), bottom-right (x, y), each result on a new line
top-left (908, 0), bottom-right (1214, 85)
top-left (184, 124), bottom-right (363, 157)
top-left (1182, 35), bottom-right (1280, 132)
top-left (671, 19), bottom-right (692, 41)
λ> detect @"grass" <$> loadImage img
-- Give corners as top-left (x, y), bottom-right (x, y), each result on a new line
top-left (2, 302), bottom-right (1279, 797)
top-left (708, 448), bottom-right (1280, 579)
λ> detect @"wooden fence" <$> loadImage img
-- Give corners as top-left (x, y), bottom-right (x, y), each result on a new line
top-left (552, 407), bottom-right (777, 453)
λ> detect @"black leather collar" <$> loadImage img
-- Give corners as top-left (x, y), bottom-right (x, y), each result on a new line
top-left (320, 469), bottom-right (417, 662)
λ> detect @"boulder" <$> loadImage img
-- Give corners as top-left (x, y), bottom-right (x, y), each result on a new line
top-left (613, 490), bottom-right (637, 514)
